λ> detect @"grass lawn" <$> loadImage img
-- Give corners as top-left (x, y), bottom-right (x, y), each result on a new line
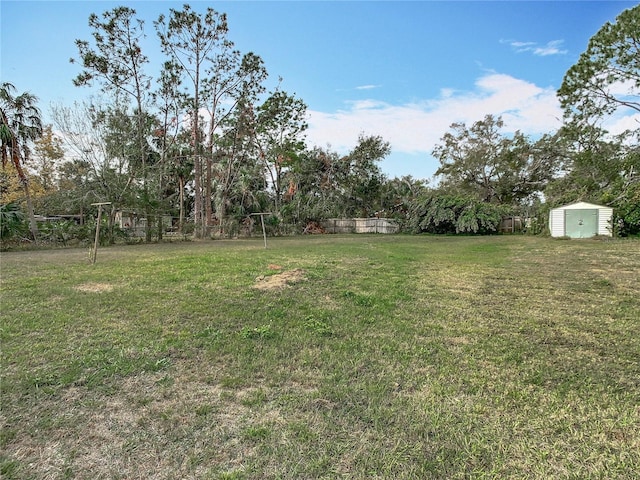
top-left (1, 235), bottom-right (639, 479)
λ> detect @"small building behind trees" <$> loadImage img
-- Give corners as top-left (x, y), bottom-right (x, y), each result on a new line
top-left (115, 210), bottom-right (173, 237)
top-left (549, 202), bottom-right (613, 238)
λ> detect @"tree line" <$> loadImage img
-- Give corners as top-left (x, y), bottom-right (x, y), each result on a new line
top-left (2, 4), bottom-right (639, 244)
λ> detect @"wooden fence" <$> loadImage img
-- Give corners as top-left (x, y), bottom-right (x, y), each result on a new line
top-left (321, 218), bottom-right (399, 234)
top-left (499, 216), bottom-right (524, 233)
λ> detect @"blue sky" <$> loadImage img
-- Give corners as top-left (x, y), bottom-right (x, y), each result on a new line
top-left (1, 1), bottom-right (637, 181)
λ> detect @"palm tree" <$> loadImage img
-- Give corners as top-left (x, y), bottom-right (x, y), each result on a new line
top-left (1, 82), bottom-right (43, 239)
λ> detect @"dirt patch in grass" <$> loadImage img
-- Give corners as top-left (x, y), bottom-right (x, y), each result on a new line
top-left (253, 268), bottom-right (307, 291)
top-left (74, 282), bottom-right (114, 293)
top-left (75, 282), bottom-right (113, 293)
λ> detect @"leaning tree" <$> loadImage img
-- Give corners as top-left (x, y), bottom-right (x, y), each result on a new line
top-left (0, 82), bottom-right (43, 239)
top-left (558, 4), bottom-right (640, 129)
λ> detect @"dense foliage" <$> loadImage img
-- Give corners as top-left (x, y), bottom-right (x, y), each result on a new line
top-left (408, 193), bottom-right (507, 234)
top-left (0, 202), bottom-right (26, 239)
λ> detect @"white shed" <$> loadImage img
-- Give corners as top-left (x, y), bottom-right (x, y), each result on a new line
top-left (549, 202), bottom-right (613, 238)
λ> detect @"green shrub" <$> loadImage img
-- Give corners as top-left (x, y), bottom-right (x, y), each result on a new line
top-left (0, 203), bottom-right (27, 240)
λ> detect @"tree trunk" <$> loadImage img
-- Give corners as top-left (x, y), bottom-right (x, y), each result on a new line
top-left (178, 176), bottom-right (185, 234)
top-left (11, 149), bottom-right (38, 239)
top-left (205, 156), bottom-right (213, 237)
top-left (193, 155), bottom-right (203, 238)
top-left (216, 193), bottom-right (227, 238)
top-left (108, 205), bottom-right (116, 245)
top-left (157, 215), bottom-right (164, 241)
top-left (22, 181), bottom-right (38, 240)
top-left (145, 211), bottom-right (152, 242)
top-left (274, 164), bottom-right (282, 216)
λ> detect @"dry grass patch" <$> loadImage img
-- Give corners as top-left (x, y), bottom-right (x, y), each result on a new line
top-left (253, 268), bottom-right (307, 291)
top-left (3, 360), bottom-right (301, 479)
top-left (73, 282), bottom-right (114, 293)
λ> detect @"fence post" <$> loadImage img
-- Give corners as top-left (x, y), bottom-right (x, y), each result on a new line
top-left (90, 202), bottom-right (111, 264)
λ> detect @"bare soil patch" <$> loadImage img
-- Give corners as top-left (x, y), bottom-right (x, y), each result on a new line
top-left (253, 268), bottom-right (307, 291)
top-left (74, 282), bottom-right (114, 293)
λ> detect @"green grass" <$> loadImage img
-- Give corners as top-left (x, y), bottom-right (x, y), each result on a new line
top-left (1, 235), bottom-right (639, 479)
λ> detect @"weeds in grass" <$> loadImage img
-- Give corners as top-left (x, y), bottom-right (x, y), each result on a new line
top-left (239, 324), bottom-right (276, 339)
top-left (303, 316), bottom-right (333, 336)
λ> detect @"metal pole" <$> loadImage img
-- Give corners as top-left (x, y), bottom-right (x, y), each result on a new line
top-left (260, 213), bottom-right (267, 249)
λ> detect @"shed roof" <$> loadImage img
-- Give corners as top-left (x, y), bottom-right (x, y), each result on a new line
top-left (553, 201), bottom-right (611, 210)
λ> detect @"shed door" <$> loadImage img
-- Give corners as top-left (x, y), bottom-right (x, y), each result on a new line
top-left (565, 209), bottom-right (597, 238)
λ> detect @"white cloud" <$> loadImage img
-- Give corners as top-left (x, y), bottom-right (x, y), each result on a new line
top-left (604, 77), bottom-right (639, 98)
top-left (306, 73), bottom-right (564, 164)
top-left (355, 84), bottom-right (380, 90)
top-left (534, 40), bottom-right (568, 56)
top-left (602, 109), bottom-right (640, 137)
top-left (503, 39), bottom-right (567, 56)
top-left (510, 41), bottom-right (535, 48)
top-left (307, 72), bottom-right (639, 180)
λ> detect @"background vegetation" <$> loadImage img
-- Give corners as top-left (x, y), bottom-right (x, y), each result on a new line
top-left (2, 4), bottom-right (639, 246)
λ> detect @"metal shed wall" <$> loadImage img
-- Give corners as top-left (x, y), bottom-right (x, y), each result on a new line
top-left (549, 208), bottom-right (565, 237)
top-left (549, 202), bottom-right (613, 238)
top-left (597, 207), bottom-right (614, 236)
